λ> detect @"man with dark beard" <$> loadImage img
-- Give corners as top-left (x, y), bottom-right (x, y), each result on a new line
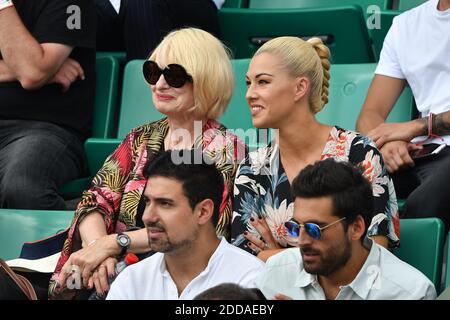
top-left (106, 150), bottom-right (264, 300)
top-left (257, 159), bottom-right (436, 300)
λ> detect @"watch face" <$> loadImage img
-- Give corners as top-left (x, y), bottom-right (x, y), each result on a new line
top-left (118, 234), bottom-right (130, 247)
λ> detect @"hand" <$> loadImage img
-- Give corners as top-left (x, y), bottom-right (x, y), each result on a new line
top-left (379, 141), bottom-right (422, 173)
top-left (59, 234), bottom-right (118, 289)
top-left (49, 57), bottom-right (84, 92)
top-left (367, 121), bottom-right (421, 148)
top-left (88, 257), bottom-right (117, 296)
top-left (244, 216), bottom-right (282, 254)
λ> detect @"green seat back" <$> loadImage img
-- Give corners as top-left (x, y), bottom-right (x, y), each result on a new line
top-left (223, 0), bottom-right (248, 8)
top-left (219, 59), bottom-right (258, 146)
top-left (0, 209), bottom-right (73, 260)
top-left (249, 0), bottom-right (392, 19)
top-left (398, 0), bottom-right (428, 11)
top-left (392, 218), bottom-right (445, 292)
top-left (117, 60), bottom-right (162, 139)
top-left (95, 51), bottom-right (126, 65)
top-left (91, 56), bottom-right (120, 138)
top-left (85, 138), bottom-right (122, 174)
top-left (60, 56), bottom-right (120, 198)
top-left (218, 7), bottom-right (375, 63)
top-left (371, 10), bottom-right (401, 60)
top-left (316, 63), bottom-right (413, 131)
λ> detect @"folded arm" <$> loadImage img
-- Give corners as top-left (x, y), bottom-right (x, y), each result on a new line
top-left (0, 6), bottom-right (74, 89)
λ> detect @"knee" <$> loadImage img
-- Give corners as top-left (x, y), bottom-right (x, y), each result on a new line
top-left (0, 171), bottom-right (61, 209)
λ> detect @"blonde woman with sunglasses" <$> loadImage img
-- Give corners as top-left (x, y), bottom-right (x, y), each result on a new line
top-left (49, 28), bottom-right (245, 299)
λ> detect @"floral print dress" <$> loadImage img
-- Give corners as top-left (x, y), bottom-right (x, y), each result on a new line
top-left (231, 127), bottom-right (400, 253)
top-left (49, 117), bottom-right (245, 297)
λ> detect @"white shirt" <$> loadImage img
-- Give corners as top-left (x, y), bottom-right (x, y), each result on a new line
top-left (376, 0), bottom-right (450, 145)
top-left (213, 0), bottom-right (225, 9)
top-left (257, 242), bottom-right (437, 300)
top-left (107, 237), bottom-right (264, 300)
top-left (109, 0), bottom-right (120, 14)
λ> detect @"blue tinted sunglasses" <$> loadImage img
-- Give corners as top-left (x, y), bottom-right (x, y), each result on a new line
top-left (284, 217), bottom-right (346, 240)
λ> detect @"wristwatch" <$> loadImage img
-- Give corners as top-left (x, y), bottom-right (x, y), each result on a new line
top-left (0, 0), bottom-right (14, 12)
top-left (116, 233), bottom-right (131, 257)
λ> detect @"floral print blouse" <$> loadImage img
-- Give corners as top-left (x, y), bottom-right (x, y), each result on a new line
top-left (49, 117), bottom-right (245, 298)
top-left (231, 127), bottom-right (400, 254)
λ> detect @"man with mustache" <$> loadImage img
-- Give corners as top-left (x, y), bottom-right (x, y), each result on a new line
top-left (106, 149), bottom-right (264, 300)
top-left (257, 159), bottom-right (436, 300)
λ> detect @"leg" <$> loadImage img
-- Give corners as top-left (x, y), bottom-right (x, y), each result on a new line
top-left (400, 147), bottom-right (450, 227)
top-left (0, 120), bottom-right (86, 210)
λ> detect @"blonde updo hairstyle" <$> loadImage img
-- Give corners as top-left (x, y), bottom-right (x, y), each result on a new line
top-left (254, 36), bottom-right (331, 114)
top-left (149, 28), bottom-right (234, 119)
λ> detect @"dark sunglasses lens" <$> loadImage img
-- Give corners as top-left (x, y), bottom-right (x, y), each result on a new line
top-left (305, 223), bottom-right (321, 240)
top-left (143, 61), bottom-right (161, 85)
top-left (164, 64), bottom-right (189, 88)
top-left (284, 221), bottom-right (299, 237)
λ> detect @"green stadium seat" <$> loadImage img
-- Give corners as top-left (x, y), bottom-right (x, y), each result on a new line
top-left (60, 56), bottom-right (120, 199)
top-left (371, 10), bottom-right (401, 60)
top-left (398, 0), bottom-right (428, 11)
top-left (218, 6), bottom-right (375, 63)
top-left (85, 138), bottom-right (122, 175)
top-left (117, 60), bottom-right (162, 139)
top-left (220, 59), bottom-right (258, 147)
top-left (392, 218), bottom-right (445, 292)
top-left (95, 51), bottom-right (127, 65)
top-left (248, 0), bottom-right (392, 18)
top-left (316, 63), bottom-right (414, 131)
top-left (223, 0), bottom-right (248, 8)
top-left (0, 209), bottom-right (73, 260)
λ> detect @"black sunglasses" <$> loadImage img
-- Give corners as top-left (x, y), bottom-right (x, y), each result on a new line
top-left (143, 60), bottom-right (193, 88)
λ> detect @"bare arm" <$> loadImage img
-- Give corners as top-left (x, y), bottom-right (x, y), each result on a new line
top-left (0, 59), bottom-right (15, 82)
top-left (60, 212), bottom-right (150, 288)
top-left (0, 6), bottom-right (73, 89)
top-left (356, 74), bottom-right (407, 134)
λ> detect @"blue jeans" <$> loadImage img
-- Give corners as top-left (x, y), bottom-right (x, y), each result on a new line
top-left (0, 120), bottom-right (86, 210)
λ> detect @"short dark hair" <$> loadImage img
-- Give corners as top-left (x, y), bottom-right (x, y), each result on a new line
top-left (193, 283), bottom-right (262, 300)
top-left (143, 149), bottom-right (224, 227)
top-left (291, 158), bottom-right (374, 240)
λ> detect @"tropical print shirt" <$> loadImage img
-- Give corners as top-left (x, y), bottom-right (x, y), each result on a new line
top-left (231, 127), bottom-right (400, 254)
top-left (49, 118), bottom-right (245, 297)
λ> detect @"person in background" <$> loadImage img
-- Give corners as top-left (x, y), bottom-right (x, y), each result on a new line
top-left (49, 27), bottom-right (245, 299)
top-left (357, 0), bottom-right (450, 228)
top-left (0, 0), bottom-right (96, 211)
top-left (257, 159), bottom-right (436, 300)
top-left (107, 150), bottom-right (264, 300)
top-left (95, 0), bottom-right (221, 60)
top-left (231, 36), bottom-right (399, 262)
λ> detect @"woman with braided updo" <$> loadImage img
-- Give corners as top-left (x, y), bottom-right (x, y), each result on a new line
top-left (231, 36), bottom-right (400, 261)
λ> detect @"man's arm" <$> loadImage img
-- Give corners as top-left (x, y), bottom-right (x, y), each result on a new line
top-left (356, 74), bottom-right (407, 134)
top-left (0, 59), bottom-right (16, 82)
top-left (0, 5), bottom-right (73, 89)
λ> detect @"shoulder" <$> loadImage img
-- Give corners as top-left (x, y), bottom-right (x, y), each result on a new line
top-left (265, 248), bottom-right (301, 270)
top-left (220, 240), bottom-right (265, 269)
top-left (395, 0), bottom-right (431, 25)
top-left (375, 245), bottom-right (436, 298)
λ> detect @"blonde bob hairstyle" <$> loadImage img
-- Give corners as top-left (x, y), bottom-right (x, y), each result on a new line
top-left (149, 28), bottom-right (234, 119)
top-left (254, 36), bottom-right (331, 114)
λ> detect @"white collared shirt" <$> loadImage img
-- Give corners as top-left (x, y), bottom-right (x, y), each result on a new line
top-left (257, 241), bottom-right (437, 300)
top-left (107, 237), bottom-right (264, 300)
